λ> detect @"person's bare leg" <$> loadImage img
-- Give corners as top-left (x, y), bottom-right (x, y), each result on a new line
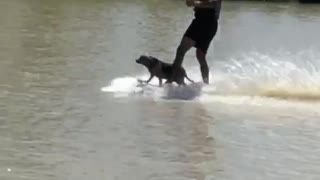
top-left (196, 48), bottom-right (209, 84)
top-left (173, 36), bottom-right (195, 67)
top-left (169, 36), bottom-right (195, 83)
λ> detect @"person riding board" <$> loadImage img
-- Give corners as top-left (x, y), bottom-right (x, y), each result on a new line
top-left (170, 0), bottom-right (222, 84)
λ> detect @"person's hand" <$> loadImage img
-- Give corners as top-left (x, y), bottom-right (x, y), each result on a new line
top-left (186, 0), bottom-right (195, 7)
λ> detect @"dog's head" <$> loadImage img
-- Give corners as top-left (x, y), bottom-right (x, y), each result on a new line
top-left (136, 55), bottom-right (157, 68)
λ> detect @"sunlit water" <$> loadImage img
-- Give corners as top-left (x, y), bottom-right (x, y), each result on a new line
top-left (1, 0), bottom-right (320, 180)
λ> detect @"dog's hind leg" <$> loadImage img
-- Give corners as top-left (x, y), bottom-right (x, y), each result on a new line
top-left (158, 78), bottom-right (163, 87)
top-left (180, 80), bottom-right (187, 86)
top-left (178, 83), bottom-right (186, 87)
top-left (165, 79), bottom-right (173, 84)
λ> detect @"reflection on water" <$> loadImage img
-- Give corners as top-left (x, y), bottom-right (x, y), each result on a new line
top-left (130, 102), bottom-right (219, 180)
top-left (1, 0), bottom-right (320, 180)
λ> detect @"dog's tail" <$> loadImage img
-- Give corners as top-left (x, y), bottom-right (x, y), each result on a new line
top-left (185, 73), bottom-right (194, 83)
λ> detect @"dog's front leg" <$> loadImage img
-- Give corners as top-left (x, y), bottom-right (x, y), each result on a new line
top-left (138, 74), bottom-right (154, 84)
top-left (145, 74), bottom-right (154, 84)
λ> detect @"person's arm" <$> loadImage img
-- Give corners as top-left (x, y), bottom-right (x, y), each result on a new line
top-left (186, 0), bottom-right (219, 8)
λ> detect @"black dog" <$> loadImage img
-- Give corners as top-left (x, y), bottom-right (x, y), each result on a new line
top-left (136, 55), bottom-right (194, 87)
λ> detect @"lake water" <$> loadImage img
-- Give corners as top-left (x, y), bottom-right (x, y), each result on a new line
top-left (1, 0), bottom-right (320, 179)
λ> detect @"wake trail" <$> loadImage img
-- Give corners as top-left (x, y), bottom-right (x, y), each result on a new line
top-left (102, 50), bottom-right (320, 103)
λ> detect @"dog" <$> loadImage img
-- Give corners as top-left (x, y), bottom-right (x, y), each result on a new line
top-left (135, 55), bottom-right (194, 87)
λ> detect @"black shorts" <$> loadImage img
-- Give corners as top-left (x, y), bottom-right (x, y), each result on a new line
top-left (184, 17), bottom-right (218, 54)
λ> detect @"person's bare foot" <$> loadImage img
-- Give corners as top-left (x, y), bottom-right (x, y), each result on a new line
top-left (203, 77), bottom-right (209, 84)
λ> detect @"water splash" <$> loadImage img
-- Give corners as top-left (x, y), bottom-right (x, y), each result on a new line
top-left (102, 50), bottom-right (320, 102)
top-left (211, 50), bottom-right (320, 100)
top-left (101, 75), bottom-right (204, 100)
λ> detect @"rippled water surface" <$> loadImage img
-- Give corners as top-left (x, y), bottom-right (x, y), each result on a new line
top-left (1, 0), bottom-right (320, 179)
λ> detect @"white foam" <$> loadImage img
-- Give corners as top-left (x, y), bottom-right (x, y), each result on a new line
top-left (162, 82), bottom-right (204, 100)
top-left (102, 50), bottom-right (320, 103)
top-left (101, 77), bottom-right (138, 93)
top-left (101, 74), bottom-right (206, 100)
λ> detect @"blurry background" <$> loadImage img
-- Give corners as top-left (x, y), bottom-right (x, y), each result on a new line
top-left (1, 0), bottom-right (320, 180)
